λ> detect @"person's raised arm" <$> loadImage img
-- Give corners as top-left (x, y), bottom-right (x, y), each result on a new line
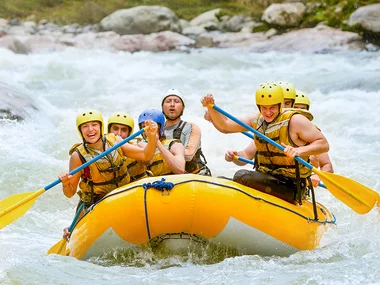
top-left (121, 120), bottom-right (158, 161)
top-left (201, 94), bottom-right (252, 133)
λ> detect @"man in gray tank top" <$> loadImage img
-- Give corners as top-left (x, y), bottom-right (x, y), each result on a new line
top-left (162, 88), bottom-right (211, 176)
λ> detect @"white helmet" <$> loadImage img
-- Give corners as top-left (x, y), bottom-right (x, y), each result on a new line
top-left (161, 88), bottom-right (185, 107)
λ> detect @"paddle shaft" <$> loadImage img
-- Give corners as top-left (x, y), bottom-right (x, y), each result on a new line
top-left (211, 105), bottom-right (379, 214)
top-left (68, 203), bottom-right (84, 233)
top-left (234, 155), bottom-right (327, 189)
top-left (242, 132), bottom-right (254, 139)
top-left (47, 203), bottom-right (85, 255)
top-left (43, 128), bottom-right (146, 192)
top-left (212, 105), bottom-right (315, 170)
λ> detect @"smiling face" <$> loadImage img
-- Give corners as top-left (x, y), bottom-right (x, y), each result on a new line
top-left (80, 121), bottom-right (101, 144)
top-left (109, 123), bottom-right (131, 139)
top-left (259, 104), bottom-right (281, 123)
top-left (162, 95), bottom-right (184, 121)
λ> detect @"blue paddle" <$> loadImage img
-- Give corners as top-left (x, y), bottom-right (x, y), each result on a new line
top-left (0, 127), bottom-right (147, 230)
top-left (47, 202), bottom-right (84, 255)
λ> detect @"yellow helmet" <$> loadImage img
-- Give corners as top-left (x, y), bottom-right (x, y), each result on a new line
top-left (295, 90), bottom-right (311, 110)
top-left (76, 109), bottom-right (104, 139)
top-left (255, 82), bottom-right (284, 111)
top-left (278, 81), bottom-right (296, 106)
top-left (107, 112), bottom-right (134, 133)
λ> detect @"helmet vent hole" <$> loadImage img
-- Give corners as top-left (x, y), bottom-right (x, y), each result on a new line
top-left (286, 88), bottom-right (289, 91)
top-left (89, 112), bottom-right (93, 115)
top-left (261, 95), bottom-right (264, 98)
top-left (269, 95), bottom-right (272, 98)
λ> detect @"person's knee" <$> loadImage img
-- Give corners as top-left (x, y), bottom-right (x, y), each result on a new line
top-left (233, 169), bottom-right (252, 183)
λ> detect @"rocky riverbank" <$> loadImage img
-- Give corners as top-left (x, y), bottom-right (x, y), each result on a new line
top-left (0, 3), bottom-right (379, 54)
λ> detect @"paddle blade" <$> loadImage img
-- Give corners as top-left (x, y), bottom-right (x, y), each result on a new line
top-left (47, 238), bottom-right (67, 256)
top-left (0, 189), bottom-right (45, 230)
top-left (315, 169), bottom-right (379, 214)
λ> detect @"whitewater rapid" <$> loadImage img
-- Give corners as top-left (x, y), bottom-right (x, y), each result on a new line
top-left (0, 47), bottom-right (379, 284)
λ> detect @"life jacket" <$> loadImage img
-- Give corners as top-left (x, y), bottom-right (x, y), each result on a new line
top-left (253, 110), bottom-right (312, 179)
top-left (147, 139), bottom-right (181, 176)
top-left (124, 138), bottom-right (151, 182)
top-left (286, 108), bottom-right (313, 121)
top-left (173, 120), bottom-right (211, 176)
top-left (70, 133), bottom-right (130, 204)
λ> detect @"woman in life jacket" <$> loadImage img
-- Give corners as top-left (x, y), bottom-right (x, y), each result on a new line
top-left (137, 109), bottom-right (186, 176)
top-left (107, 112), bottom-right (152, 182)
top-left (59, 109), bottom-right (158, 209)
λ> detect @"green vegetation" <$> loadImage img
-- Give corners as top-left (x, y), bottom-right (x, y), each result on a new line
top-left (0, 0), bottom-right (377, 35)
top-left (302, 0), bottom-right (379, 30)
top-left (0, 0), bottom-right (275, 25)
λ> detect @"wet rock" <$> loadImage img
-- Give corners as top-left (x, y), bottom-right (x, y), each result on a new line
top-left (0, 81), bottom-right (38, 121)
top-left (262, 3), bottom-right (306, 27)
top-left (195, 33), bottom-right (214, 48)
top-left (142, 31), bottom-right (195, 51)
top-left (211, 32), bottom-right (267, 48)
top-left (182, 26), bottom-right (207, 37)
top-left (348, 4), bottom-right (380, 33)
top-left (0, 18), bottom-right (8, 27)
top-left (100, 6), bottom-right (181, 35)
top-left (190, 9), bottom-right (220, 26)
top-left (179, 19), bottom-right (190, 30)
top-left (0, 35), bottom-right (30, 54)
top-left (224, 15), bottom-right (246, 32)
top-left (249, 25), bottom-right (365, 52)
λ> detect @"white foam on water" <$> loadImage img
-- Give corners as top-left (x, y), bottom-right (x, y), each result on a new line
top-left (0, 47), bottom-right (379, 284)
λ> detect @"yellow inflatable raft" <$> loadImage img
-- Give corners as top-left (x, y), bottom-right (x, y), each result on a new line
top-left (60, 174), bottom-right (335, 260)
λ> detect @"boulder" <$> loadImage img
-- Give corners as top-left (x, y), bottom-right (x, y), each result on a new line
top-left (262, 3), bottom-right (306, 27)
top-left (348, 4), bottom-right (380, 33)
top-left (100, 6), bottom-right (181, 35)
top-left (141, 31), bottom-right (195, 51)
top-left (195, 33), bottom-right (214, 48)
top-left (0, 35), bottom-right (30, 54)
top-left (190, 9), bottom-right (220, 26)
top-left (249, 25), bottom-right (365, 52)
top-left (0, 81), bottom-right (38, 121)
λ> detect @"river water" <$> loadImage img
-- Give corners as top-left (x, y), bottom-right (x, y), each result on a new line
top-left (0, 47), bottom-right (379, 284)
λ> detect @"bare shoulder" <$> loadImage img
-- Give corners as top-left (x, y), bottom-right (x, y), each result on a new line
top-left (70, 151), bottom-right (80, 162)
top-left (290, 113), bottom-right (311, 127)
top-left (189, 122), bottom-right (201, 132)
top-left (69, 151), bottom-right (83, 169)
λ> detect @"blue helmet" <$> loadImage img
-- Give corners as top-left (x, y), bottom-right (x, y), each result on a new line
top-left (138, 109), bottom-right (165, 136)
